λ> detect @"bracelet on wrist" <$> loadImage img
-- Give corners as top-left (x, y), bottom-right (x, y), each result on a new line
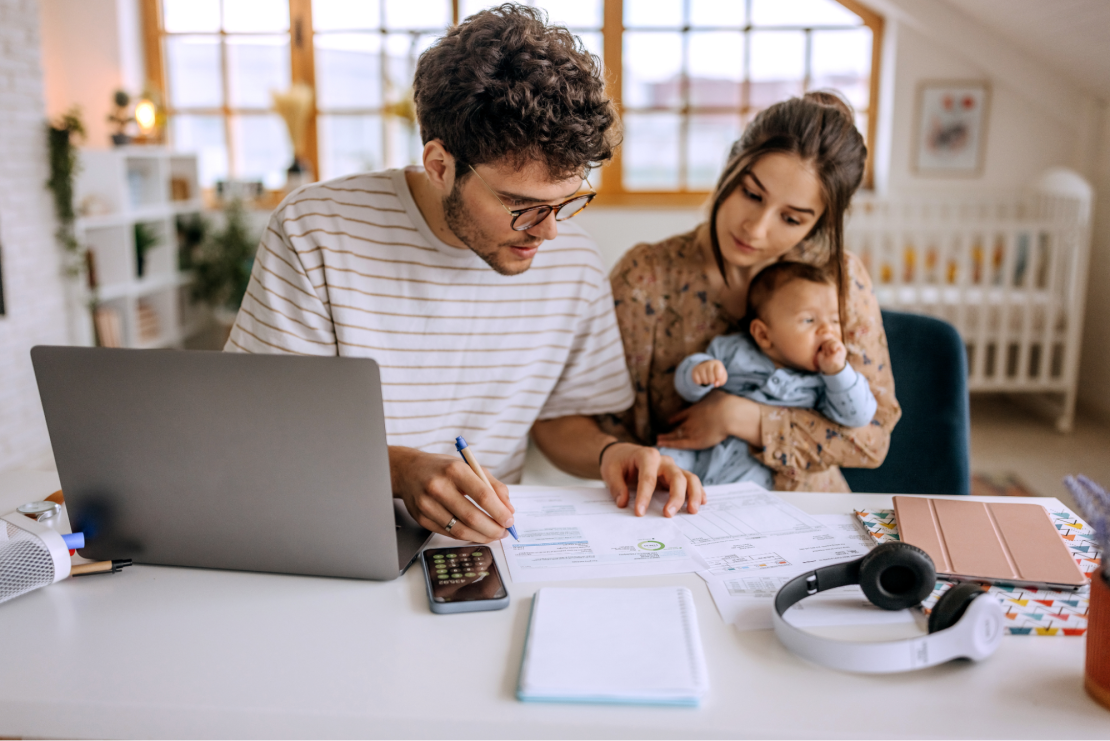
top-left (598, 440), bottom-right (624, 470)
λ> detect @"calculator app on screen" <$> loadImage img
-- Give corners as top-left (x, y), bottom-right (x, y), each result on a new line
top-left (424, 546), bottom-right (507, 603)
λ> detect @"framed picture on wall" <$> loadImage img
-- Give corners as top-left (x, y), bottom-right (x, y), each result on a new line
top-left (913, 80), bottom-right (991, 176)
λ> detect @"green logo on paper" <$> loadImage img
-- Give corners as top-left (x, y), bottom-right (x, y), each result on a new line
top-left (638, 540), bottom-right (665, 551)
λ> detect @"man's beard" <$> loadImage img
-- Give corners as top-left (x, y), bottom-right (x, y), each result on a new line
top-left (443, 185), bottom-right (539, 276)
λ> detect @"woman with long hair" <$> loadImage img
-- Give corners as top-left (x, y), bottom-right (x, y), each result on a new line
top-left (600, 91), bottom-right (902, 516)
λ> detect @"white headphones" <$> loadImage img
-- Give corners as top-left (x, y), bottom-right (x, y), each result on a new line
top-left (772, 542), bottom-right (1004, 673)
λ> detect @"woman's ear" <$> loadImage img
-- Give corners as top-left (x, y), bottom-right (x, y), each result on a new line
top-left (749, 318), bottom-right (773, 352)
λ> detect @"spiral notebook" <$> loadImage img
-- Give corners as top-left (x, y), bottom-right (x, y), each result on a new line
top-left (517, 587), bottom-right (709, 706)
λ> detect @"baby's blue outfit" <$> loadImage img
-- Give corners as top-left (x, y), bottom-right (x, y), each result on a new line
top-left (659, 333), bottom-right (878, 487)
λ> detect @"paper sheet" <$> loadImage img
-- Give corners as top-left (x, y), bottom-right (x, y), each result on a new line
top-left (692, 509), bottom-right (917, 631)
top-left (670, 485), bottom-right (866, 577)
top-left (499, 487), bottom-right (708, 583)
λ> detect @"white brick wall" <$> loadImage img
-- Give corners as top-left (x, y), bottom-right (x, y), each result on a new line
top-left (0, 0), bottom-right (71, 471)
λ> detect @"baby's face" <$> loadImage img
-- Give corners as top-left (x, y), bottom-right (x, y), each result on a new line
top-left (751, 279), bottom-right (841, 372)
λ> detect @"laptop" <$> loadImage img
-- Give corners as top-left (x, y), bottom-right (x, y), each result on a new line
top-left (30, 346), bottom-right (431, 580)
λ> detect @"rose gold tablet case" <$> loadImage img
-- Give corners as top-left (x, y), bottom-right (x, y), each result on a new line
top-left (892, 496), bottom-right (1086, 590)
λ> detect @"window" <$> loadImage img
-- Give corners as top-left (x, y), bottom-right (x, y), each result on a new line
top-left (142, 0), bottom-right (881, 200)
top-left (151, 0), bottom-right (294, 189)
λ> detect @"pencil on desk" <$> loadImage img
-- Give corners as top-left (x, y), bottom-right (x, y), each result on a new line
top-left (455, 436), bottom-right (519, 541)
top-left (71, 559), bottom-right (132, 577)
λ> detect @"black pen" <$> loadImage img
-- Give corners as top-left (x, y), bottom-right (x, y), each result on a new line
top-left (71, 559), bottom-right (133, 577)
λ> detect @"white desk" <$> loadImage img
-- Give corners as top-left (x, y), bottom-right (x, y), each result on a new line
top-left (0, 469), bottom-right (1105, 739)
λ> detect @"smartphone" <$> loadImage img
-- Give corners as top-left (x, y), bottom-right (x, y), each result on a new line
top-left (421, 545), bottom-right (509, 614)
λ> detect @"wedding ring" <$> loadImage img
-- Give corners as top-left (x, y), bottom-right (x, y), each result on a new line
top-left (445, 517), bottom-right (458, 533)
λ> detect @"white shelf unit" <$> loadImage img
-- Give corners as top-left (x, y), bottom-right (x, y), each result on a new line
top-left (73, 148), bottom-right (204, 349)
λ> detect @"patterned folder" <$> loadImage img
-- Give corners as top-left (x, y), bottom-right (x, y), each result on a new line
top-left (853, 504), bottom-right (1102, 636)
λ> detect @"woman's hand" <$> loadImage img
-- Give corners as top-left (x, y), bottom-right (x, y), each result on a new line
top-left (656, 390), bottom-right (764, 449)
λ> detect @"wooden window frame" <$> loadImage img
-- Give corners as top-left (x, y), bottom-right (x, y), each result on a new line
top-left (141, 0), bottom-right (882, 206)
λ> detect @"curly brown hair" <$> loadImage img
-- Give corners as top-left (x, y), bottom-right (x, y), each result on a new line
top-left (412, 3), bottom-right (619, 181)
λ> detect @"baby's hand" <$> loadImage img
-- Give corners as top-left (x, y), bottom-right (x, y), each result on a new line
top-left (692, 359), bottom-right (728, 388)
top-left (816, 339), bottom-right (847, 375)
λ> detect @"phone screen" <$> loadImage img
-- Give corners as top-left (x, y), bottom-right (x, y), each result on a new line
top-left (424, 546), bottom-right (507, 603)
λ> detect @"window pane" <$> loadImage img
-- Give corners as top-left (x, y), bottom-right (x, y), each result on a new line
top-left (226, 36), bottom-right (290, 109)
top-left (577, 31), bottom-right (603, 65)
top-left (461, 0), bottom-right (601, 27)
top-left (222, 0), bottom-right (289, 33)
top-left (689, 32), bottom-right (744, 108)
top-left (162, 0), bottom-right (220, 33)
top-left (166, 36), bottom-right (222, 109)
top-left (623, 113), bottom-right (681, 190)
top-left (231, 115), bottom-right (292, 189)
top-left (316, 34), bottom-right (383, 110)
top-left (690, 0), bottom-right (745, 27)
top-left (624, 0), bottom-right (683, 28)
top-left (749, 30), bottom-right (805, 107)
top-left (383, 0), bottom-right (450, 29)
top-left (811, 28), bottom-right (871, 110)
top-left (623, 32), bottom-right (682, 108)
top-left (171, 115), bottom-right (227, 187)
top-left (750, 0), bottom-right (861, 27)
top-left (313, 0), bottom-right (381, 31)
top-left (318, 114), bottom-right (384, 179)
top-left (687, 115), bottom-right (740, 189)
top-left (384, 117), bottom-right (421, 168)
top-left (385, 33), bottom-right (435, 100)
top-left (541, 0), bottom-right (602, 28)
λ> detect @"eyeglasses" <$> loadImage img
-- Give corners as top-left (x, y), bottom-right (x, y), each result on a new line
top-left (468, 165), bottom-right (596, 232)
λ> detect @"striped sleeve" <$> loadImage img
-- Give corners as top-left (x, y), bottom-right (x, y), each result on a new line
top-left (225, 209), bottom-right (338, 356)
top-left (537, 268), bottom-right (634, 420)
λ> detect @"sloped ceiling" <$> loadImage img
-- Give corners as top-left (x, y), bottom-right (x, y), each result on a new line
top-left (936, 0), bottom-right (1110, 99)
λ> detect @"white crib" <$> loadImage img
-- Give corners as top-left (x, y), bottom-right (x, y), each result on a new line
top-left (845, 169), bottom-right (1093, 432)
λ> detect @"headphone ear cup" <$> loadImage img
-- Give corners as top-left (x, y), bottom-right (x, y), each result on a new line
top-left (928, 581), bottom-right (986, 634)
top-left (858, 542), bottom-right (936, 611)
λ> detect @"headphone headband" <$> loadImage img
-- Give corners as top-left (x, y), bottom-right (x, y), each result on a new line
top-left (772, 543), bottom-right (1004, 674)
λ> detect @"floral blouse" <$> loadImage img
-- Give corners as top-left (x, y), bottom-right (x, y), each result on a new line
top-left (599, 224), bottom-right (902, 492)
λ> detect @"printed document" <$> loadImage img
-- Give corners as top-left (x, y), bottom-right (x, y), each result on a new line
top-left (695, 512), bottom-right (916, 630)
top-left (500, 487), bottom-right (707, 583)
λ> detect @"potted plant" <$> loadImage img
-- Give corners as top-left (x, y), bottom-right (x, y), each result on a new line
top-left (186, 199), bottom-right (257, 328)
top-left (133, 221), bottom-right (160, 278)
top-left (108, 90), bottom-right (132, 146)
top-left (1065, 475), bottom-right (1110, 711)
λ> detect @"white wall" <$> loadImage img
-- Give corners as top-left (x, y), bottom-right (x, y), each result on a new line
top-left (0, 0), bottom-right (72, 470)
top-left (39, 0), bottom-right (144, 150)
top-left (1077, 104), bottom-right (1110, 421)
top-left (576, 207), bottom-right (705, 270)
top-left (878, 22), bottom-right (1076, 195)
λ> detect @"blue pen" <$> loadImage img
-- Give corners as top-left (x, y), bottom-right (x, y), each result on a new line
top-left (455, 436), bottom-right (519, 540)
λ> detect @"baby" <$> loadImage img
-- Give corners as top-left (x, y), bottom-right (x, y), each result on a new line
top-left (659, 261), bottom-right (877, 488)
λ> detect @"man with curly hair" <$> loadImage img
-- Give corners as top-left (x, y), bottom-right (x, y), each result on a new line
top-left (226, 3), bottom-right (704, 543)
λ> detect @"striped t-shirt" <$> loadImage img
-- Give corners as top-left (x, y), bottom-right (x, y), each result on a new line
top-left (225, 168), bottom-right (634, 482)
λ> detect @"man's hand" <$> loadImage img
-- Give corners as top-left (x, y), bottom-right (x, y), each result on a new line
top-left (815, 338), bottom-right (847, 375)
top-left (692, 359), bottom-right (728, 388)
top-left (599, 442), bottom-right (706, 518)
top-left (656, 390), bottom-right (763, 449)
top-left (390, 446), bottom-right (515, 544)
